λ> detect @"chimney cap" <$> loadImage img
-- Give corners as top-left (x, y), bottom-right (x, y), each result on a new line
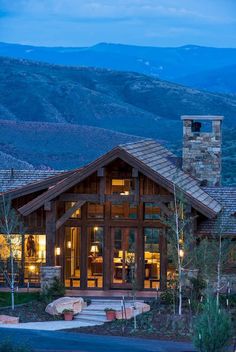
top-left (181, 115), bottom-right (224, 121)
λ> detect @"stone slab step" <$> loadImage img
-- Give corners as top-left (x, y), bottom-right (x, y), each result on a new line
top-left (74, 315), bottom-right (108, 323)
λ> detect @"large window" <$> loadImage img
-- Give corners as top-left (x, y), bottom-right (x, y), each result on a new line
top-left (111, 203), bottom-right (137, 219)
top-left (144, 228), bottom-right (160, 289)
top-left (87, 227), bottom-right (104, 288)
top-left (111, 179), bottom-right (134, 195)
top-left (144, 203), bottom-right (161, 220)
top-left (64, 227), bottom-right (81, 288)
top-left (0, 234), bottom-right (46, 286)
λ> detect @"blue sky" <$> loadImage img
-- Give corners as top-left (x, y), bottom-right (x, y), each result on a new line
top-left (0, 0), bottom-right (235, 47)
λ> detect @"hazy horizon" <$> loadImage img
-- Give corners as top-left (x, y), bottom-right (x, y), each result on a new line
top-left (0, 0), bottom-right (235, 48)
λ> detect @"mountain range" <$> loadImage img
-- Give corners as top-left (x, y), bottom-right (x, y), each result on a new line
top-left (0, 44), bottom-right (236, 184)
top-left (1, 42), bottom-right (236, 94)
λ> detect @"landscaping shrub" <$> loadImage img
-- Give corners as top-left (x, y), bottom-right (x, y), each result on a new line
top-left (193, 296), bottom-right (232, 352)
top-left (0, 340), bottom-right (33, 352)
top-left (40, 276), bottom-right (65, 302)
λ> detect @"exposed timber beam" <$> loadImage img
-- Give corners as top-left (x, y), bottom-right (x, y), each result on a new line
top-left (56, 200), bottom-right (86, 230)
top-left (59, 194), bottom-right (99, 202)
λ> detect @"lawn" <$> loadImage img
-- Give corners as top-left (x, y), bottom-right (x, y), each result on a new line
top-left (0, 292), bottom-right (40, 308)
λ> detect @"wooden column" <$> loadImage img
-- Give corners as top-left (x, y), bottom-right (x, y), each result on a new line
top-left (103, 201), bottom-right (111, 290)
top-left (45, 201), bottom-right (57, 266)
top-left (160, 229), bottom-right (167, 290)
top-left (80, 204), bottom-right (88, 289)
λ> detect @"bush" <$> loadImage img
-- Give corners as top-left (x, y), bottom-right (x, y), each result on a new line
top-left (40, 276), bottom-right (65, 302)
top-left (193, 296), bottom-right (232, 352)
top-left (160, 287), bottom-right (176, 306)
top-left (0, 340), bottom-right (33, 352)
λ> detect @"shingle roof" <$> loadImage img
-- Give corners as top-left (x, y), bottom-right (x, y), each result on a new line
top-left (198, 187), bottom-right (236, 235)
top-left (120, 140), bottom-right (222, 215)
top-left (0, 170), bottom-right (64, 192)
top-left (17, 139), bottom-right (222, 218)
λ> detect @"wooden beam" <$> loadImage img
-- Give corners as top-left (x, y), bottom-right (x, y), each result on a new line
top-left (97, 167), bottom-right (105, 177)
top-left (132, 168), bottom-right (139, 178)
top-left (46, 201), bottom-right (56, 266)
top-left (56, 200), bottom-right (86, 230)
top-left (141, 195), bottom-right (173, 202)
top-left (44, 201), bottom-right (52, 211)
top-left (59, 194), bottom-right (99, 202)
top-left (105, 194), bottom-right (134, 203)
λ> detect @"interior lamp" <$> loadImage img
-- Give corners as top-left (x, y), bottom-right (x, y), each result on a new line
top-left (55, 247), bottom-right (61, 256)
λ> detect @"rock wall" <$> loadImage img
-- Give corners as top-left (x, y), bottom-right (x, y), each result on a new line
top-left (40, 266), bottom-right (61, 292)
top-left (182, 117), bottom-right (222, 187)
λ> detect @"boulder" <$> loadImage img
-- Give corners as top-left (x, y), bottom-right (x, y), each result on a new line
top-left (0, 315), bottom-right (19, 324)
top-left (115, 302), bottom-right (150, 320)
top-left (45, 297), bottom-right (86, 316)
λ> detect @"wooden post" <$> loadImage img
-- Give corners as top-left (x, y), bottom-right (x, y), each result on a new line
top-left (160, 229), bottom-right (167, 290)
top-left (45, 201), bottom-right (57, 266)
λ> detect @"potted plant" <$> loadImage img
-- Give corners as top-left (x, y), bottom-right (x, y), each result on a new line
top-left (62, 308), bottom-right (74, 321)
top-left (104, 308), bottom-right (116, 321)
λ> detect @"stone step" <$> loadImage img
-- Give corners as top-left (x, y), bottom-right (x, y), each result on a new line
top-left (74, 315), bottom-right (108, 323)
top-left (80, 309), bottom-right (106, 316)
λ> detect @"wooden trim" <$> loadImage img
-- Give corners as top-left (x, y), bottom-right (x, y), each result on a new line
top-left (105, 194), bottom-right (134, 203)
top-left (56, 200), bottom-right (86, 230)
top-left (59, 194), bottom-right (99, 202)
top-left (18, 146), bottom-right (220, 219)
top-left (141, 195), bottom-right (173, 202)
top-left (46, 201), bottom-right (56, 266)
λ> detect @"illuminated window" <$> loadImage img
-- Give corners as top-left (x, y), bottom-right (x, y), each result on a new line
top-left (144, 203), bottom-right (161, 220)
top-left (111, 179), bottom-right (134, 195)
top-left (65, 202), bottom-right (81, 218)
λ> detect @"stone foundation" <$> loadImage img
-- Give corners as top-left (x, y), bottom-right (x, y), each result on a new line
top-left (40, 266), bottom-right (61, 292)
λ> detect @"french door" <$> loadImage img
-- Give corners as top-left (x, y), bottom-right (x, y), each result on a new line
top-left (111, 228), bottom-right (137, 288)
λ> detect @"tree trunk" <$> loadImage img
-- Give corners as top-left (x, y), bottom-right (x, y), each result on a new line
top-left (10, 249), bottom-right (15, 310)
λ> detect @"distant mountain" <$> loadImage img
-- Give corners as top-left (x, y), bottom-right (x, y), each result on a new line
top-left (0, 57), bottom-right (236, 184)
top-left (1, 56), bottom-right (236, 140)
top-left (175, 65), bottom-right (236, 95)
top-left (1, 42), bottom-right (236, 93)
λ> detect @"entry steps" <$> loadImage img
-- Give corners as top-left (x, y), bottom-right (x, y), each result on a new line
top-left (74, 298), bottom-right (144, 326)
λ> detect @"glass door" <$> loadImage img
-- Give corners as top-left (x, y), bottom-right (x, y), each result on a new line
top-left (111, 228), bottom-right (137, 288)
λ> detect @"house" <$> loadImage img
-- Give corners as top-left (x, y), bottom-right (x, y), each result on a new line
top-left (0, 115), bottom-right (235, 291)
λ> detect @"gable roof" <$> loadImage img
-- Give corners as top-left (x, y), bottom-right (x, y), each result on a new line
top-left (16, 139), bottom-right (221, 219)
top-left (1, 169), bottom-right (77, 198)
top-left (198, 187), bottom-right (236, 235)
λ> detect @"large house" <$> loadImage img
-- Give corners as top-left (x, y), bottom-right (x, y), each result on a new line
top-left (0, 115), bottom-right (235, 291)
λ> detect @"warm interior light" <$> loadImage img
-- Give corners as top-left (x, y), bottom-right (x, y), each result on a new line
top-left (179, 249), bottom-right (184, 258)
top-left (67, 241), bottom-right (72, 249)
top-left (112, 179), bottom-right (125, 186)
top-left (94, 227), bottom-right (98, 231)
top-left (90, 244), bottom-right (99, 254)
top-left (29, 265), bottom-right (35, 272)
top-left (55, 247), bottom-right (61, 256)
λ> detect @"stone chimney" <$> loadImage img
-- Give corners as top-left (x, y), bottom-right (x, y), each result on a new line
top-left (181, 115), bottom-right (223, 187)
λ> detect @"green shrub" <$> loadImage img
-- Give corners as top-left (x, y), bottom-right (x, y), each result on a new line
top-left (0, 340), bottom-right (33, 352)
top-left (193, 296), bottom-right (232, 352)
top-left (40, 276), bottom-right (65, 302)
top-left (160, 287), bottom-right (176, 305)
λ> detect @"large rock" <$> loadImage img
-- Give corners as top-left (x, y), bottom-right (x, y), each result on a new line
top-left (0, 315), bottom-right (19, 324)
top-left (115, 302), bottom-right (150, 320)
top-left (45, 297), bottom-right (85, 316)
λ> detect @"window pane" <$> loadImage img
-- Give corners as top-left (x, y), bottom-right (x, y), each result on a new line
top-left (87, 227), bottom-right (104, 288)
top-left (65, 227), bottom-right (80, 288)
top-left (144, 203), bottom-right (160, 220)
top-left (24, 234), bottom-right (46, 284)
top-left (144, 228), bottom-right (160, 289)
top-left (111, 179), bottom-right (134, 195)
top-left (87, 203), bottom-right (104, 219)
top-left (112, 203), bottom-right (137, 219)
top-left (65, 202), bottom-right (81, 218)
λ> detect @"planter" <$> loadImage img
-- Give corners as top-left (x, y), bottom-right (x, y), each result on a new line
top-left (105, 310), bottom-right (116, 321)
top-left (63, 311), bottom-right (74, 321)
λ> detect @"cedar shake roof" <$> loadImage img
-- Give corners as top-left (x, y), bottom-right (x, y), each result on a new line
top-left (198, 187), bottom-right (236, 235)
top-left (16, 139), bottom-right (222, 218)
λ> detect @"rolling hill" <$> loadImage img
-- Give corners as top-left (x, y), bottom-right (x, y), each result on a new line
top-left (1, 42), bottom-right (236, 93)
top-left (0, 57), bottom-right (236, 184)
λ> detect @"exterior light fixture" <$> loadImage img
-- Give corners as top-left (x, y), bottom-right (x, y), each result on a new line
top-left (67, 241), bottom-right (72, 249)
top-left (179, 249), bottom-right (184, 258)
top-left (55, 247), bottom-right (61, 256)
